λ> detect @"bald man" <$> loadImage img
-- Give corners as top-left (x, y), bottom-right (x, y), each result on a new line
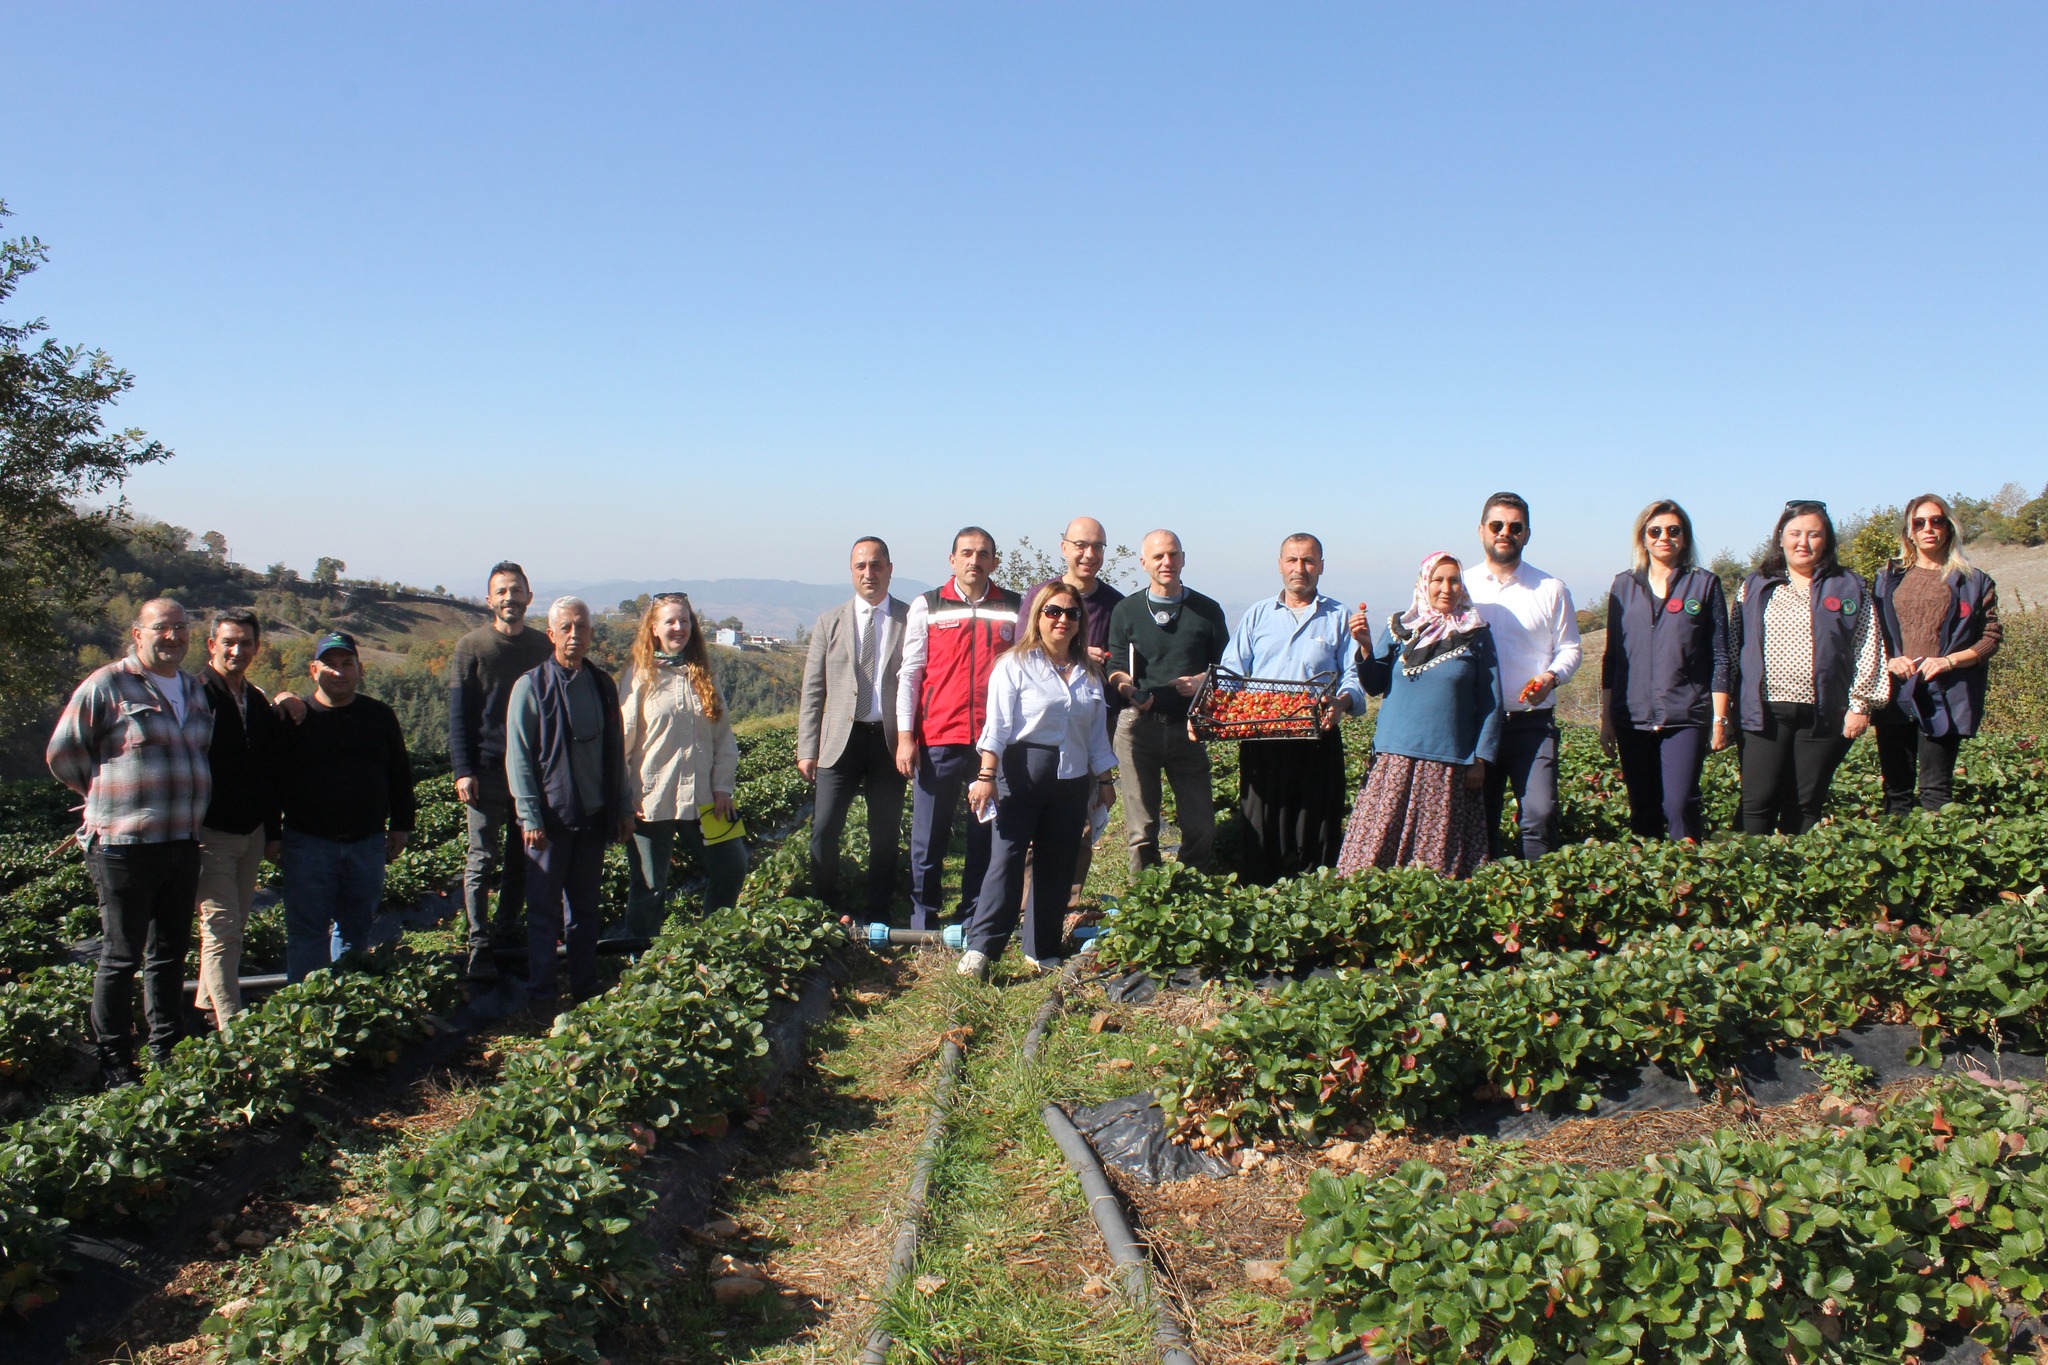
top-left (1104, 531), bottom-right (1230, 874)
top-left (1015, 517), bottom-right (1128, 908)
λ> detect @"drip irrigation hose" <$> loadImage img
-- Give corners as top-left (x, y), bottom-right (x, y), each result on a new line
top-left (1023, 961), bottom-right (1200, 1365)
top-left (179, 937), bottom-right (662, 998)
top-left (858, 1027), bottom-right (967, 1365)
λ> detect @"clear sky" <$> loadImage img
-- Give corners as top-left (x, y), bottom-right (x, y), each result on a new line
top-left (5, 3), bottom-right (2043, 615)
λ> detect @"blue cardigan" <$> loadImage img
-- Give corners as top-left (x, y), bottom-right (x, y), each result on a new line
top-left (1358, 621), bottom-right (1504, 767)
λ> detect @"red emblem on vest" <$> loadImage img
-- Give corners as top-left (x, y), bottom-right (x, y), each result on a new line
top-left (1959, 601), bottom-right (1972, 617)
top-left (1822, 596), bottom-right (1842, 612)
top-left (1664, 598), bottom-right (1683, 614)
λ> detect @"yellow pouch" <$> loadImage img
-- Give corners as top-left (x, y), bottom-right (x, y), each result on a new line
top-left (700, 809), bottom-right (747, 846)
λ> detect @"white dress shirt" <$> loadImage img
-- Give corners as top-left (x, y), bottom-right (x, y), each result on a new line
top-left (975, 651), bottom-right (1118, 779)
top-left (849, 595), bottom-right (896, 723)
top-left (1467, 560), bottom-right (1583, 713)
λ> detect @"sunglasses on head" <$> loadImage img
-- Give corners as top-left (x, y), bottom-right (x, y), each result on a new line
top-left (1487, 520), bottom-right (1527, 536)
top-left (1040, 604), bottom-right (1081, 621)
top-left (1784, 500), bottom-right (1828, 514)
top-left (1912, 514), bottom-right (1950, 532)
top-left (1645, 524), bottom-right (1685, 540)
top-left (653, 592), bottom-right (690, 603)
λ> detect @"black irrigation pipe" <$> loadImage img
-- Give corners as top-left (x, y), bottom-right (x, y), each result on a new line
top-left (177, 936), bottom-right (662, 999)
top-left (858, 1018), bottom-right (968, 1365)
top-left (1023, 962), bottom-right (1200, 1365)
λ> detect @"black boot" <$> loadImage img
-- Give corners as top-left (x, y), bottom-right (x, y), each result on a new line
top-left (98, 1051), bottom-right (139, 1091)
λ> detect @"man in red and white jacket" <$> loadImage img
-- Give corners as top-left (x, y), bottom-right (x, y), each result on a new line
top-left (894, 526), bottom-right (1021, 930)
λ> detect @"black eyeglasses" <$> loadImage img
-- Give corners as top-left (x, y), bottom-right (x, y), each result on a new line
top-left (652, 592), bottom-right (690, 603)
top-left (1062, 538), bottom-right (1108, 552)
top-left (1040, 605), bottom-right (1081, 621)
top-left (1645, 525), bottom-right (1685, 540)
top-left (1912, 515), bottom-right (1950, 532)
top-left (1486, 520), bottom-right (1527, 536)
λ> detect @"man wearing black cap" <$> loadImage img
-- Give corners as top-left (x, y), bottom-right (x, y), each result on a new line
top-left (272, 631), bottom-right (415, 982)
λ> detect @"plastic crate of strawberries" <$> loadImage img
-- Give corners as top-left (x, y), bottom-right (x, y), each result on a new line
top-left (1188, 668), bottom-right (1335, 741)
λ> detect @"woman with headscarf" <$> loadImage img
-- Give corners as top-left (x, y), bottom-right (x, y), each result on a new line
top-left (1872, 494), bottom-right (2003, 815)
top-left (1337, 552), bottom-right (1504, 878)
top-left (618, 593), bottom-right (747, 939)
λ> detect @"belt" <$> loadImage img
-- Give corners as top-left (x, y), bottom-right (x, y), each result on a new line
top-left (851, 719), bottom-right (884, 731)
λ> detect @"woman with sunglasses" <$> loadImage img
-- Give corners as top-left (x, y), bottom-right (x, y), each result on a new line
top-left (1730, 501), bottom-right (1887, 834)
top-left (1871, 494), bottom-right (2003, 815)
top-left (617, 593), bottom-right (747, 939)
top-left (1598, 500), bottom-right (1732, 841)
top-left (1337, 552), bottom-right (1503, 879)
top-left (959, 582), bottom-right (1117, 978)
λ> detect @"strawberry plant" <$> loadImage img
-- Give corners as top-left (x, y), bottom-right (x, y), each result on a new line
top-left (0, 963), bottom-right (90, 1084)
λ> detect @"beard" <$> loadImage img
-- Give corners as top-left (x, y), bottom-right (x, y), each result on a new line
top-left (1483, 541), bottom-right (1519, 565)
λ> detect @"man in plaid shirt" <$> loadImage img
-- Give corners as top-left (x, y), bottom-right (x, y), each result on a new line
top-left (47, 597), bottom-right (214, 1088)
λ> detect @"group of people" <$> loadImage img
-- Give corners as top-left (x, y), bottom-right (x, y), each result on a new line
top-left (799, 492), bottom-right (2003, 971)
top-left (48, 563), bottom-right (748, 1086)
top-left (49, 490), bottom-right (2003, 1080)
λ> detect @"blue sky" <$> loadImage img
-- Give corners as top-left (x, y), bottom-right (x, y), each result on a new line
top-left (5, 3), bottom-right (2043, 615)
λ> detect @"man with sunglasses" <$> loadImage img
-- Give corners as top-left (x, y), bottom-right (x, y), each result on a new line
top-left (1466, 492), bottom-right (1581, 861)
top-left (799, 538), bottom-right (910, 921)
top-left (1014, 517), bottom-right (1126, 906)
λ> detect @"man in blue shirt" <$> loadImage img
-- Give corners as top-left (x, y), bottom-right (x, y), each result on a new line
top-left (1220, 534), bottom-right (1368, 883)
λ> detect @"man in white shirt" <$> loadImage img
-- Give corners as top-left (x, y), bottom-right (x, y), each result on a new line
top-left (798, 536), bottom-right (909, 921)
top-left (1466, 492), bottom-right (1582, 860)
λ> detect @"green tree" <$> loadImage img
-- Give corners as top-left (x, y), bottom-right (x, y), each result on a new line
top-left (1838, 505), bottom-right (1902, 581)
top-left (313, 556), bottom-right (346, 585)
top-left (0, 201), bottom-right (172, 730)
top-left (199, 529), bottom-right (228, 560)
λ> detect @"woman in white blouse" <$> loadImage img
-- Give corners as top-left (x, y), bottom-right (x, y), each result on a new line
top-left (619, 593), bottom-right (746, 938)
top-left (959, 582), bottom-right (1118, 978)
top-left (1729, 501), bottom-right (1887, 834)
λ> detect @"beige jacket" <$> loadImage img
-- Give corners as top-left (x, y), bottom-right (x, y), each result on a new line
top-left (621, 663), bottom-right (739, 822)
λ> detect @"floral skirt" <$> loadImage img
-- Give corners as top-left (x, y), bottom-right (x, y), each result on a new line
top-left (1336, 752), bottom-right (1490, 880)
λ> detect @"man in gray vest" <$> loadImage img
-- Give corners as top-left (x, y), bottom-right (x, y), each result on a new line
top-left (505, 597), bottom-right (635, 1010)
top-left (798, 536), bottom-right (908, 921)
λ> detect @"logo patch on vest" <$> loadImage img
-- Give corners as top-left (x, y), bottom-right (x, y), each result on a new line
top-left (1665, 598), bottom-right (1684, 614)
top-left (1840, 598), bottom-right (1858, 616)
top-left (1823, 596), bottom-right (1842, 612)
top-left (1684, 599), bottom-right (1702, 616)
top-left (998, 623), bottom-right (1015, 642)
top-left (1959, 601), bottom-right (1973, 618)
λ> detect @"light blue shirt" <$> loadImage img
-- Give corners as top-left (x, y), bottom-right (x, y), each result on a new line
top-left (976, 651), bottom-right (1118, 779)
top-left (1220, 594), bottom-right (1369, 716)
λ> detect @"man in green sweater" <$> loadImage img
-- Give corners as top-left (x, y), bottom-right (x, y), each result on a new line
top-left (1105, 529), bottom-right (1230, 875)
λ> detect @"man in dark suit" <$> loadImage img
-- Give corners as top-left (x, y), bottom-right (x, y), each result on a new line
top-left (799, 536), bottom-right (909, 921)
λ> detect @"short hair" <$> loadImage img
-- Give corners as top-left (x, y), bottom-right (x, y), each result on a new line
top-left (548, 595), bottom-right (590, 623)
top-left (133, 597), bottom-right (186, 627)
top-left (486, 561), bottom-right (529, 590)
top-left (1281, 532), bottom-right (1324, 558)
top-left (1758, 501), bottom-right (1841, 579)
top-left (1480, 492), bottom-right (1531, 526)
top-left (1629, 500), bottom-right (1699, 573)
top-left (952, 525), bottom-right (996, 555)
top-left (852, 536), bottom-right (892, 560)
top-left (209, 608), bottom-right (263, 643)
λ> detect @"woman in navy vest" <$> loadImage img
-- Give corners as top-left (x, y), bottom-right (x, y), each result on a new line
top-left (1729, 501), bottom-right (1887, 834)
top-left (1872, 494), bottom-right (2003, 815)
top-left (1598, 500), bottom-right (1731, 841)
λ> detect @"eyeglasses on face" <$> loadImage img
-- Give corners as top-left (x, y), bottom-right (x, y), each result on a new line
top-left (1486, 520), bottom-right (1527, 536)
top-left (1040, 604), bottom-right (1081, 621)
top-left (1062, 538), bottom-right (1107, 552)
top-left (138, 621), bottom-right (189, 635)
top-left (1912, 515), bottom-right (1950, 532)
top-left (1644, 524), bottom-right (1686, 540)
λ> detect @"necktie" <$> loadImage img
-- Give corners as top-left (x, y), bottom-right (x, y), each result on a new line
top-left (855, 609), bottom-right (877, 718)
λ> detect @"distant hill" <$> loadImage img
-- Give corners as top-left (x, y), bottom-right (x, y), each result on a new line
top-left (538, 577), bottom-right (932, 637)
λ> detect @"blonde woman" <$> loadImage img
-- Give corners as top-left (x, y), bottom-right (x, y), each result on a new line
top-left (958, 581), bottom-right (1117, 978)
top-left (1872, 494), bottom-right (2003, 814)
top-left (619, 593), bottom-right (746, 938)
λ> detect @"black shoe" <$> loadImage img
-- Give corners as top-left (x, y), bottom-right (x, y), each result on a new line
top-left (99, 1056), bottom-right (139, 1090)
top-left (466, 949), bottom-right (500, 982)
top-left (149, 1040), bottom-right (179, 1067)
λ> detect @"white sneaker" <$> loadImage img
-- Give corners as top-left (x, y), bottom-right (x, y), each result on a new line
top-left (1022, 955), bottom-right (1063, 974)
top-left (956, 950), bottom-right (989, 978)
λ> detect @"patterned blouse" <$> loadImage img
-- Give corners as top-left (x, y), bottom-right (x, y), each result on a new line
top-left (1741, 577), bottom-right (1887, 711)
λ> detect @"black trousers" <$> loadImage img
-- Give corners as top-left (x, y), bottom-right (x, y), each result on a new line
top-left (1483, 711), bottom-right (1561, 860)
top-left (968, 743), bottom-right (1090, 962)
top-left (1875, 722), bottom-right (1961, 816)
top-left (1739, 703), bottom-right (1851, 835)
top-left (1614, 724), bottom-right (1709, 842)
top-left (86, 838), bottom-right (201, 1058)
top-left (1237, 730), bottom-right (1348, 885)
top-left (810, 721), bottom-right (907, 919)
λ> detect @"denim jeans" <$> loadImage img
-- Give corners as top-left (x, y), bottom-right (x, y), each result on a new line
top-left (1484, 711), bottom-right (1561, 861)
top-left (281, 829), bottom-right (386, 982)
top-left (623, 816), bottom-right (750, 939)
top-left (85, 837), bottom-right (200, 1059)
